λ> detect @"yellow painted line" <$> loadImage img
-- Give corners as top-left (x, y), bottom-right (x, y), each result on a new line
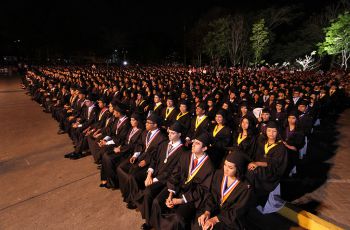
top-left (277, 204), bottom-right (344, 230)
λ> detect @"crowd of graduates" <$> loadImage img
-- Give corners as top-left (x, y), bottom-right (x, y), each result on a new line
top-left (23, 65), bottom-right (349, 230)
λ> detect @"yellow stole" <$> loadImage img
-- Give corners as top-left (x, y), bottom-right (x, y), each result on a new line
top-left (237, 133), bottom-right (247, 145)
top-left (195, 115), bottom-right (207, 130)
top-left (213, 125), bottom-right (224, 137)
top-left (176, 112), bottom-right (188, 120)
top-left (264, 141), bottom-right (280, 156)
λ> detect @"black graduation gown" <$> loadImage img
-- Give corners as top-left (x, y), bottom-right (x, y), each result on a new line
top-left (161, 107), bottom-right (179, 129)
top-left (153, 103), bottom-right (165, 117)
top-left (117, 130), bottom-right (167, 203)
top-left (234, 132), bottom-right (256, 161)
top-left (280, 127), bottom-right (305, 176)
top-left (101, 127), bottom-right (143, 188)
top-left (92, 117), bottom-right (131, 163)
top-left (246, 138), bottom-right (287, 205)
top-left (193, 170), bottom-right (252, 230)
top-left (186, 116), bottom-right (210, 140)
top-left (135, 142), bottom-right (186, 225)
top-left (208, 125), bottom-right (232, 168)
top-left (175, 112), bottom-right (191, 141)
top-left (150, 152), bottom-right (214, 230)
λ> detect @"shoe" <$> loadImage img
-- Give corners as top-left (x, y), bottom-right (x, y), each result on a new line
top-left (126, 202), bottom-right (137, 210)
top-left (99, 183), bottom-right (108, 188)
top-left (141, 223), bottom-right (152, 230)
top-left (64, 152), bottom-right (75, 158)
top-left (70, 153), bottom-right (83, 160)
top-left (57, 130), bottom-right (66, 134)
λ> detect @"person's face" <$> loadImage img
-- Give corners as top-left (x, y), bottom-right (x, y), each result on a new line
top-left (78, 93), bottom-right (85, 99)
top-left (146, 120), bottom-right (157, 131)
top-left (241, 118), bottom-right (249, 130)
top-left (98, 101), bottom-right (105, 109)
top-left (266, 127), bottom-right (278, 140)
top-left (293, 91), bottom-right (300, 98)
top-left (196, 107), bottom-right (204, 116)
top-left (113, 110), bottom-right (121, 118)
top-left (207, 100), bottom-right (213, 107)
top-left (154, 96), bottom-right (160, 103)
top-left (181, 93), bottom-right (187, 99)
top-left (85, 100), bottom-right (93, 107)
top-left (191, 139), bottom-right (207, 155)
top-left (168, 130), bottom-right (181, 142)
top-left (240, 106), bottom-right (247, 114)
top-left (223, 160), bottom-right (237, 177)
top-left (276, 104), bottom-right (282, 111)
top-left (215, 114), bottom-right (224, 124)
top-left (167, 99), bottom-right (174, 107)
top-left (179, 104), bottom-right (187, 113)
top-left (108, 103), bottom-right (114, 113)
top-left (137, 94), bottom-right (142, 100)
top-left (261, 112), bottom-right (270, 121)
top-left (288, 116), bottom-right (297, 125)
top-left (130, 118), bottom-right (138, 127)
top-left (269, 95), bottom-right (275, 101)
top-left (298, 104), bottom-right (306, 113)
top-left (222, 103), bottom-right (228, 110)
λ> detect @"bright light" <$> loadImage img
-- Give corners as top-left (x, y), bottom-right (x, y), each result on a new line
top-left (123, 61), bottom-right (128, 66)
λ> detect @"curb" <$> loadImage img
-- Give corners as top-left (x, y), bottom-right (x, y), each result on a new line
top-left (277, 203), bottom-right (344, 230)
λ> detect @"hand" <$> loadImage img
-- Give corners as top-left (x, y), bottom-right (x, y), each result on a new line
top-left (171, 198), bottom-right (184, 206)
top-left (138, 160), bottom-right (146, 167)
top-left (198, 211), bottom-right (210, 228)
top-left (98, 140), bottom-right (106, 147)
top-left (203, 217), bottom-right (219, 230)
top-left (165, 193), bottom-right (174, 208)
top-left (129, 156), bottom-right (137, 164)
top-left (114, 147), bottom-right (121, 154)
top-left (144, 175), bottom-right (153, 187)
top-left (248, 162), bottom-right (258, 171)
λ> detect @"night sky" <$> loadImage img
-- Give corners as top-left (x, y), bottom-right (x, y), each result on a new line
top-left (0, 0), bottom-right (335, 62)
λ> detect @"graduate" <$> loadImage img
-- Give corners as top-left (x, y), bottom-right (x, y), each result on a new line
top-left (161, 95), bottom-right (179, 130)
top-left (175, 100), bottom-right (191, 140)
top-left (89, 104), bottom-right (131, 163)
top-left (150, 132), bottom-right (214, 230)
top-left (281, 111), bottom-right (305, 177)
top-left (117, 112), bottom-right (167, 209)
top-left (137, 121), bottom-right (187, 230)
top-left (234, 116), bottom-right (256, 161)
top-left (194, 149), bottom-right (251, 230)
top-left (185, 102), bottom-right (210, 146)
top-left (246, 121), bottom-right (288, 207)
top-left (208, 110), bottom-right (232, 168)
top-left (99, 112), bottom-right (143, 189)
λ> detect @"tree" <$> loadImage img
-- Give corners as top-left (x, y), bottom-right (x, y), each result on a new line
top-left (250, 19), bottom-right (269, 64)
top-left (318, 11), bottom-right (350, 70)
top-left (296, 51), bottom-right (317, 70)
top-left (228, 14), bottom-right (250, 66)
top-left (202, 17), bottom-right (230, 67)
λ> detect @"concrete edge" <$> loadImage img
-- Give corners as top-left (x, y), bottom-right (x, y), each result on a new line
top-left (277, 203), bottom-right (344, 230)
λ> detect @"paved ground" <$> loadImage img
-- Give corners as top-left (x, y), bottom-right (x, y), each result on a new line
top-left (289, 108), bottom-right (350, 229)
top-left (0, 76), bottom-right (144, 230)
top-left (6, 75), bottom-right (347, 230)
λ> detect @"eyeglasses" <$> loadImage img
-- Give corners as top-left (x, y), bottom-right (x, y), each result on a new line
top-left (146, 121), bottom-right (155, 125)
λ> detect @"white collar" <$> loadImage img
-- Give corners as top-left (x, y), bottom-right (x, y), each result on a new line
top-left (169, 139), bottom-right (182, 148)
